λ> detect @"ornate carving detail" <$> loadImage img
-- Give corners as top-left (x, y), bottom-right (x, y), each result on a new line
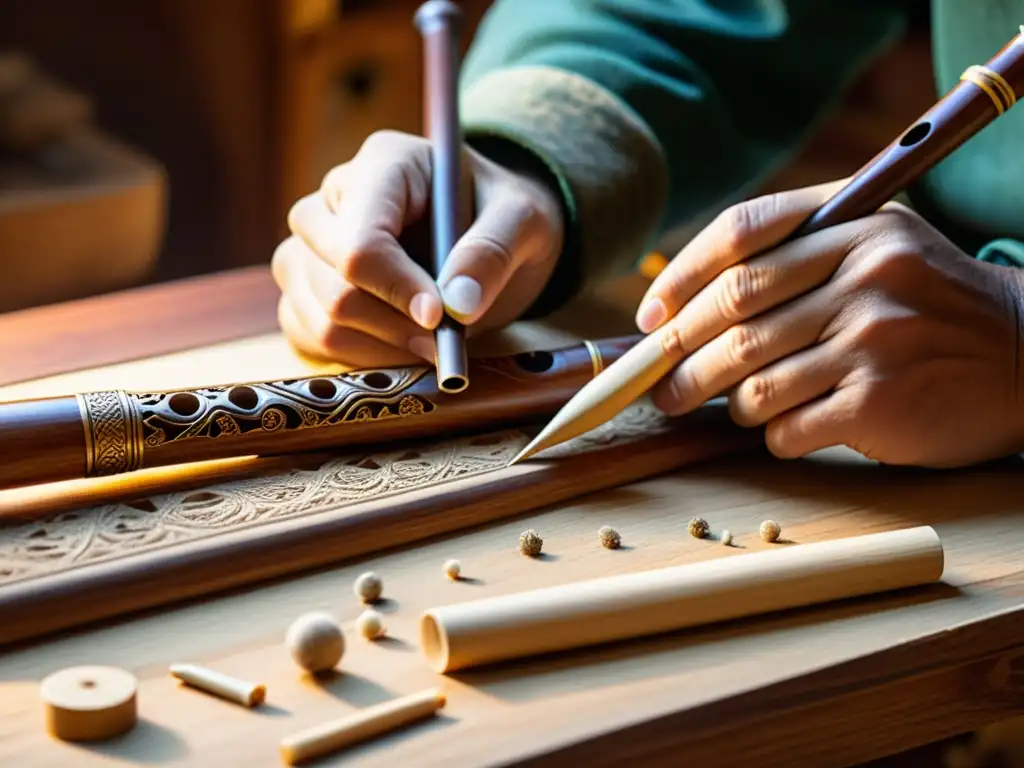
top-left (75, 367), bottom-right (437, 470)
top-left (75, 391), bottom-right (144, 476)
top-left (0, 401), bottom-right (669, 586)
top-left (136, 367), bottom-right (435, 448)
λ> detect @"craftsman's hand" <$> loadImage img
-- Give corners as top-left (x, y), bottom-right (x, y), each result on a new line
top-left (637, 180), bottom-right (1024, 468)
top-left (272, 130), bottom-right (564, 366)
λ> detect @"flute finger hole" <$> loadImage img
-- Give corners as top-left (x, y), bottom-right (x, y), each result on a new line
top-left (307, 378), bottom-right (338, 399)
top-left (227, 386), bottom-right (259, 410)
top-left (513, 350), bottom-right (555, 373)
top-left (168, 392), bottom-right (202, 417)
top-left (362, 372), bottom-right (393, 389)
top-left (899, 121), bottom-right (931, 147)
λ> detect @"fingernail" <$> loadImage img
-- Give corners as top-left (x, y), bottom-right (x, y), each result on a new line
top-left (408, 335), bottom-right (436, 363)
top-left (440, 275), bottom-right (482, 322)
top-left (409, 291), bottom-right (442, 329)
top-left (636, 298), bottom-right (667, 333)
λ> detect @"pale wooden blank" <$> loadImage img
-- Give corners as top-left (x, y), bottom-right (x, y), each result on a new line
top-left (420, 526), bottom-right (945, 672)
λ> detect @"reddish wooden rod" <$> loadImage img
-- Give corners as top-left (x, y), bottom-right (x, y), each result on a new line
top-left (415, 0), bottom-right (469, 394)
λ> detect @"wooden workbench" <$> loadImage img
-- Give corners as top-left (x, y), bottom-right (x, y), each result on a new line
top-left (0, 267), bottom-right (1022, 767)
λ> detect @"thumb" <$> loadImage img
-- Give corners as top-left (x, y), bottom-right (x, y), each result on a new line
top-left (437, 195), bottom-right (550, 325)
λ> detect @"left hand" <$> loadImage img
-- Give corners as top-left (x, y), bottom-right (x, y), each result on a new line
top-left (636, 180), bottom-right (1024, 468)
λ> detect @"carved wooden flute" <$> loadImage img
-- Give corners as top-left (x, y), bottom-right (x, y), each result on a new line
top-left (0, 336), bottom-right (640, 490)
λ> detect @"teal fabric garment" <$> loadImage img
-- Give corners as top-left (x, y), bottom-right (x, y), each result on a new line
top-left (978, 238), bottom-right (1024, 268)
top-left (462, 0), bottom-right (909, 260)
top-left (457, 0), bottom-right (1024, 316)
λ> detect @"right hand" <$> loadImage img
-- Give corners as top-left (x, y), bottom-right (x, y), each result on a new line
top-left (272, 130), bottom-right (565, 367)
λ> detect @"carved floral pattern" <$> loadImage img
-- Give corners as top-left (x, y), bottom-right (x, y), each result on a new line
top-left (0, 401), bottom-right (669, 585)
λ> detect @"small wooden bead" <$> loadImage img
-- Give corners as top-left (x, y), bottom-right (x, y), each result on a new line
top-left (353, 571), bottom-right (383, 603)
top-left (40, 665), bottom-right (138, 742)
top-left (444, 559), bottom-right (461, 580)
top-left (760, 520), bottom-right (782, 543)
top-left (356, 609), bottom-right (386, 640)
top-left (688, 516), bottom-right (709, 539)
top-left (519, 529), bottom-right (543, 557)
top-left (286, 611), bottom-right (344, 673)
top-left (720, 529), bottom-right (733, 546)
top-left (598, 525), bottom-right (621, 549)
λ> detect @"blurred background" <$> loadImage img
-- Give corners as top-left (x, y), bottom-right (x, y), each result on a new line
top-left (0, 0), bottom-right (931, 314)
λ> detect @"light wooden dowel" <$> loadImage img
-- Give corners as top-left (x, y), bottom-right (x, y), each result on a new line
top-left (419, 526), bottom-right (945, 673)
top-left (169, 663), bottom-right (266, 707)
top-left (279, 688), bottom-right (446, 765)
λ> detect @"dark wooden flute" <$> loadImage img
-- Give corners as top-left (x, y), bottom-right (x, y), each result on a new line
top-left (0, 336), bottom-right (640, 491)
top-left (415, 0), bottom-right (469, 394)
top-left (513, 26), bottom-right (1024, 463)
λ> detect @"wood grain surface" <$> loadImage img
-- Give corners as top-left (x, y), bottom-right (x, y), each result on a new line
top-left (1, 267), bottom-right (1023, 767)
top-left (0, 446), bottom-right (1022, 767)
top-left (0, 398), bottom-right (758, 647)
top-left (0, 266), bottom-right (281, 388)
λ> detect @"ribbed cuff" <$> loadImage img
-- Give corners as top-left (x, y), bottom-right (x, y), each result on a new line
top-left (460, 65), bottom-right (668, 296)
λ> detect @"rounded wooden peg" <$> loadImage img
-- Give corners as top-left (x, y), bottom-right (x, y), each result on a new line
top-left (40, 665), bottom-right (138, 742)
top-left (169, 663), bottom-right (266, 707)
top-left (280, 688), bottom-right (446, 765)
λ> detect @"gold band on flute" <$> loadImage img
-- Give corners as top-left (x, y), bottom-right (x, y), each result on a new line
top-left (960, 64), bottom-right (1017, 114)
top-left (583, 340), bottom-right (604, 378)
top-left (75, 390), bottom-right (145, 476)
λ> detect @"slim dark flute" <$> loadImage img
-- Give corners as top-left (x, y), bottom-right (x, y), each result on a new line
top-left (0, 336), bottom-right (639, 491)
top-left (512, 27), bottom-right (1024, 464)
top-left (415, 0), bottom-right (469, 394)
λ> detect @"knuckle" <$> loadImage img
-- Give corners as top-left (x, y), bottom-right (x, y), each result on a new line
top-left (726, 323), bottom-right (763, 366)
top-left (764, 421), bottom-right (799, 459)
top-left (717, 203), bottom-right (757, 254)
top-left (504, 189), bottom-right (544, 232)
top-left (319, 163), bottom-right (349, 200)
top-left (715, 194), bottom-right (780, 253)
top-left (327, 284), bottom-right (360, 321)
top-left (744, 373), bottom-right (776, 413)
top-left (718, 263), bottom-right (758, 319)
top-left (336, 230), bottom-right (385, 280)
top-left (286, 194), bottom-right (314, 235)
top-left (359, 129), bottom-right (404, 153)
top-left (847, 236), bottom-right (925, 293)
top-left (461, 233), bottom-right (515, 271)
top-left (270, 238), bottom-right (293, 281)
top-left (660, 324), bottom-right (688, 357)
top-left (847, 308), bottom-right (925, 363)
top-left (380, 277), bottom-right (404, 310)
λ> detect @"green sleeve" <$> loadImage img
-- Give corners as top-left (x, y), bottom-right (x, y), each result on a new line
top-left (458, 0), bottom-right (911, 315)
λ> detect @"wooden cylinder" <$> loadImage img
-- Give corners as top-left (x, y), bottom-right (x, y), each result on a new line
top-left (0, 335), bottom-right (639, 490)
top-left (419, 526), bottom-right (945, 673)
top-left (40, 665), bottom-right (138, 742)
top-left (169, 663), bottom-right (265, 707)
top-left (279, 688), bottom-right (445, 765)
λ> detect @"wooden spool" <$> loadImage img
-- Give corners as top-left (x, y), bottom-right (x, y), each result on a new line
top-left (40, 665), bottom-right (138, 742)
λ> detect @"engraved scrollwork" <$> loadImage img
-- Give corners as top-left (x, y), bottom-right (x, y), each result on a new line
top-left (135, 366), bottom-right (436, 449)
top-left (75, 391), bottom-right (145, 476)
top-left (0, 401), bottom-right (666, 587)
